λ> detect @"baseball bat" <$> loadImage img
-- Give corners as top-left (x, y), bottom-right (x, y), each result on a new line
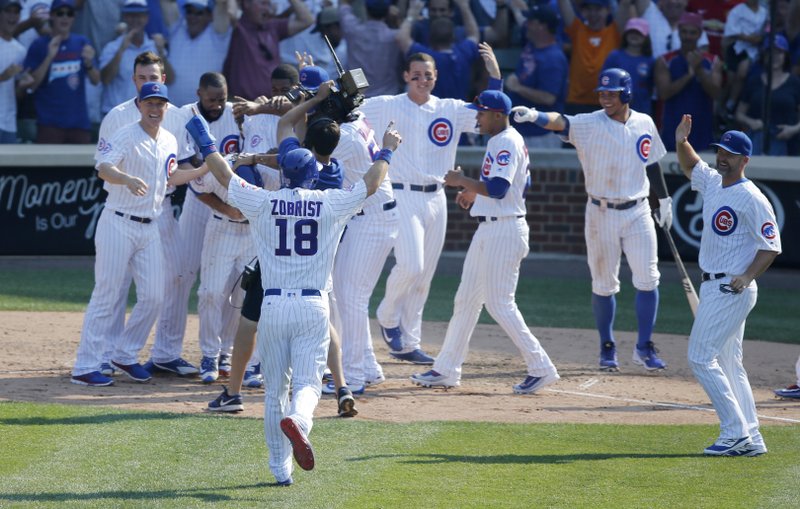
top-left (658, 220), bottom-right (699, 317)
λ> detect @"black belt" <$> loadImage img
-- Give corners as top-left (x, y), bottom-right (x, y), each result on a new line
top-left (213, 214), bottom-right (249, 225)
top-left (477, 215), bottom-right (525, 223)
top-left (114, 211), bottom-right (152, 224)
top-left (702, 272), bottom-right (727, 282)
top-left (357, 199), bottom-right (397, 216)
top-left (264, 289), bottom-right (321, 297)
top-left (590, 197), bottom-right (643, 210)
top-left (392, 183), bottom-right (439, 192)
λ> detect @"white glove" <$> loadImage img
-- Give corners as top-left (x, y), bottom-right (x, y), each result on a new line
top-left (655, 197), bottom-right (673, 230)
top-left (511, 105), bottom-right (539, 124)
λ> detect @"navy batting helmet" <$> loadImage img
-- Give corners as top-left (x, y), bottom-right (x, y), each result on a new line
top-left (280, 148), bottom-right (319, 189)
top-left (595, 68), bottom-right (632, 104)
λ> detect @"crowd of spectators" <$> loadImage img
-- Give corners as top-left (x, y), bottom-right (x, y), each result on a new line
top-left (1, 0), bottom-right (799, 154)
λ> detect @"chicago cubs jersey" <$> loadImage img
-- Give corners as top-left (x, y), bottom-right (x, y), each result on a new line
top-left (242, 113), bottom-right (281, 188)
top-left (334, 112), bottom-right (394, 213)
top-left (566, 109), bottom-right (666, 200)
top-left (227, 177), bottom-right (367, 291)
top-left (96, 122), bottom-right (177, 218)
top-left (359, 94), bottom-right (478, 184)
top-left (691, 160), bottom-right (782, 275)
top-left (470, 126), bottom-right (529, 218)
top-left (180, 102), bottom-right (241, 157)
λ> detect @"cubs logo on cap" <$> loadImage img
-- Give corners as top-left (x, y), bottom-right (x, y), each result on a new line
top-left (428, 117), bottom-right (453, 146)
top-left (636, 134), bottom-right (651, 163)
top-left (761, 222), bottom-right (776, 239)
top-left (712, 206), bottom-right (738, 236)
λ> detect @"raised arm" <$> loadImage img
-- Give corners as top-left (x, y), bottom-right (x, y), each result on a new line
top-left (212, 0), bottom-right (233, 35)
top-left (363, 123), bottom-right (402, 196)
top-left (615, 0), bottom-right (634, 32)
top-left (287, 0), bottom-right (314, 36)
top-left (557, 0), bottom-right (576, 29)
top-left (510, 106), bottom-right (568, 132)
top-left (675, 114), bottom-right (700, 179)
top-left (454, 0), bottom-right (480, 43)
top-left (276, 81), bottom-right (335, 143)
top-left (397, 0), bottom-right (423, 55)
top-left (484, 0), bottom-right (510, 47)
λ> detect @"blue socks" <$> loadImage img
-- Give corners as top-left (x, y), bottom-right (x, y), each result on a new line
top-left (635, 289), bottom-right (659, 349)
top-left (592, 293), bottom-right (616, 343)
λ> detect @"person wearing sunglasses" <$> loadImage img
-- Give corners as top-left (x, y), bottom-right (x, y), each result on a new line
top-left (22, 0), bottom-right (99, 143)
top-left (675, 116), bottom-right (781, 457)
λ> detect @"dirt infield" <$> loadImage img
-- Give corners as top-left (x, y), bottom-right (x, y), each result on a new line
top-left (1, 311), bottom-right (798, 426)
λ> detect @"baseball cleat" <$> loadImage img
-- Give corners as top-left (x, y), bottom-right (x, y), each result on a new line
top-left (200, 356), bottom-right (219, 384)
top-left (513, 372), bottom-right (560, 395)
top-left (111, 361), bottom-right (152, 382)
top-left (599, 341), bottom-right (619, 371)
top-left (207, 386), bottom-right (244, 413)
top-left (703, 436), bottom-right (753, 456)
top-left (380, 325), bottom-right (404, 352)
top-left (337, 387), bottom-right (358, 418)
top-left (99, 362), bottom-right (116, 377)
top-left (365, 373), bottom-right (386, 386)
top-left (280, 417), bottom-right (315, 471)
top-left (741, 442), bottom-right (768, 457)
top-left (276, 477), bottom-right (293, 487)
top-left (410, 369), bottom-right (459, 388)
top-left (243, 364), bottom-right (264, 389)
top-left (71, 371), bottom-right (114, 387)
top-left (390, 348), bottom-right (435, 365)
top-left (218, 354), bottom-right (232, 378)
top-left (149, 357), bottom-right (199, 376)
top-left (321, 381), bottom-right (365, 395)
top-left (632, 341), bottom-right (667, 370)
top-left (321, 368), bottom-right (333, 384)
top-left (774, 384), bottom-right (800, 399)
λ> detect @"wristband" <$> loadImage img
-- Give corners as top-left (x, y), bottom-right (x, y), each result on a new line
top-left (200, 144), bottom-right (217, 159)
top-left (487, 76), bottom-right (503, 91)
top-left (376, 148), bottom-right (393, 164)
top-left (533, 113), bottom-right (549, 128)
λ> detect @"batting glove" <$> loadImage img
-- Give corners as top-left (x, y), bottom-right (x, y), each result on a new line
top-left (185, 114), bottom-right (217, 159)
top-left (655, 197), bottom-right (674, 230)
top-left (511, 106), bottom-right (539, 124)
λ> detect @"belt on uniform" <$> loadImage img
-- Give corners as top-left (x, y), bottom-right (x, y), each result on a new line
top-left (114, 211), bottom-right (152, 224)
top-left (701, 272), bottom-right (727, 282)
top-left (590, 197), bottom-right (643, 210)
top-left (357, 199), bottom-right (397, 216)
top-left (264, 288), bottom-right (321, 297)
top-left (213, 214), bottom-right (249, 225)
top-left (477, 215), bottom-right (525, 223)
top-left (392, 183), bottom-right (439, 192)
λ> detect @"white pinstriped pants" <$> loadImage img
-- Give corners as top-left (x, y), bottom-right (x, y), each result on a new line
top-left (688, 278), bottom-right (759, 440)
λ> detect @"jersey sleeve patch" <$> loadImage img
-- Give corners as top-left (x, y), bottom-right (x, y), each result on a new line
top-left (761, 222), bottom-right (776, 240)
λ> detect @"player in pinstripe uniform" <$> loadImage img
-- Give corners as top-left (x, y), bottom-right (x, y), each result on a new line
top-left (358, 44), bottom-right (502, 364)
top-left (676, 116), bottom-right (781, 456)
top-left (185, 81), bottom-right (401, 485)
top-left (512, 68), bottom-right (673, 372)
top-left (94, 52), bottom-right (198, 378)
top-left (410, 90), bottom-right (560, 393)
top-left (72, 82), bottom-right (210, 386)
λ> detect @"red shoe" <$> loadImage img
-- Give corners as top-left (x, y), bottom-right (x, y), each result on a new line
top-left (280, 417), bottom-right (315, 471)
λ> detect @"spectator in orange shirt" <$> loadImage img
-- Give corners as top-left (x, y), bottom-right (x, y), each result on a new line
top-left (558, 0), bottom-right (634, 114)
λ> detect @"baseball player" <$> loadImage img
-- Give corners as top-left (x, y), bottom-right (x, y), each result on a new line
top-left (676, 116), bottom-right (781, 456)
top-left (72, 82), bottom-right (209, 386)
top-left (94, 51), bottom-right (198, 378)
top-left (512, 68), bottom-right (673, 372)
top-left (185, 81), bottom-right (401, 485)
top-left (410, 90), bottom-right (560, 393)
top-left (358, 43), bottom-right (502, 364)
top-left (774, 356), bottom-right (800, 399)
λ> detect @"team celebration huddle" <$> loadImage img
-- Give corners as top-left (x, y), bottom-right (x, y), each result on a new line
top-left (67, 33), bottom-right (782, 483)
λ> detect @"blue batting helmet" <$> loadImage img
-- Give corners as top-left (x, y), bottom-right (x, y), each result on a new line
top-left (280, 148), bottom-right (319, 189)
top-left (595, 68), bottom-right (632, 104)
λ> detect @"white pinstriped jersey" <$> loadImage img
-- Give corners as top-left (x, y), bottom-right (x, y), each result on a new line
top-left (471, 126), bottom-right (529, 218)
top-left (566, 109), bottom-right (666, 201)
top-left (691, 160), bottom-right (782, 275)
top-left (96, 122), bottom-right (177, 218)
top-left (333, 112), bottom-right (394, 213)
top-left (190, 164), bottom-right (281, 216)
top-left (359, 94), bottom-right (478, 184)
top-left (242, 113), bottom-right (280, 186)
top-left (227, 176), bottom-right (367, 291)
top-left (180, 102), bottom-right (241, 157)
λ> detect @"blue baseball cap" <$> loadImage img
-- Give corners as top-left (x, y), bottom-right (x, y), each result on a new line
top-left (299, 66), bottom-right (330, 91)
top-left (466, 90), bottom-right (512, 115)
top-left (711, 130), bottom-right (752, 156)
top-left (764, 34), bottom-right (790, 52)
top-left (50, 0), bottom-right (75, 11)
top-left (139, 81), bottom-right (169, 102)
top-left (582, 0), bottom-right (610, 6)
top-left (122, 0), bottom-right (149, 13)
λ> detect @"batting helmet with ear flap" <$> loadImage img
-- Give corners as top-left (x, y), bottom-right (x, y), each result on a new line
top-left (280, 148), bottom-right (319, 189)
top-left (595, 68), bottom-right (633, 104)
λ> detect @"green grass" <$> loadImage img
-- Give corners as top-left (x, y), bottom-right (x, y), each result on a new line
top-left (1, 267), bottom-right (797, 343)
top-left (2, 401), bottom-right (798, 508)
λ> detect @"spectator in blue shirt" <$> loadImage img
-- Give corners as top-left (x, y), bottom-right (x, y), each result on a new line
top-left (602, 17), bottom-right (655, 115)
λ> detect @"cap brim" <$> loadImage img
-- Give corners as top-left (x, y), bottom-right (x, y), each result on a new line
top-left (141, 94), bottom-right (169, 102)
top-left (710, 142), bottom-right (744, 155)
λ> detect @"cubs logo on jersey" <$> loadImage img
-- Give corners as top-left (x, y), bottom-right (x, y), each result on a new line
top-left (496, 150), bottom-right (511, 166)
top-left (165, 154), bottom-right (177, 177)
top-left (428, 118), bottom-right (453, 147)
top-left (761, 222), bottom-right (776, 239)
top-left (250, 134), bottom-right (263, 149)
top-left (97, 138), bottom-right (112, 155)
top-left (221, 135), bottom-right (240, 155)
top-left (636, 134), bottom-right (652, 163)
top-left (712, 206), bottom-right (737, 236)
top-left (481, 152), bottom-right (494, 177)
